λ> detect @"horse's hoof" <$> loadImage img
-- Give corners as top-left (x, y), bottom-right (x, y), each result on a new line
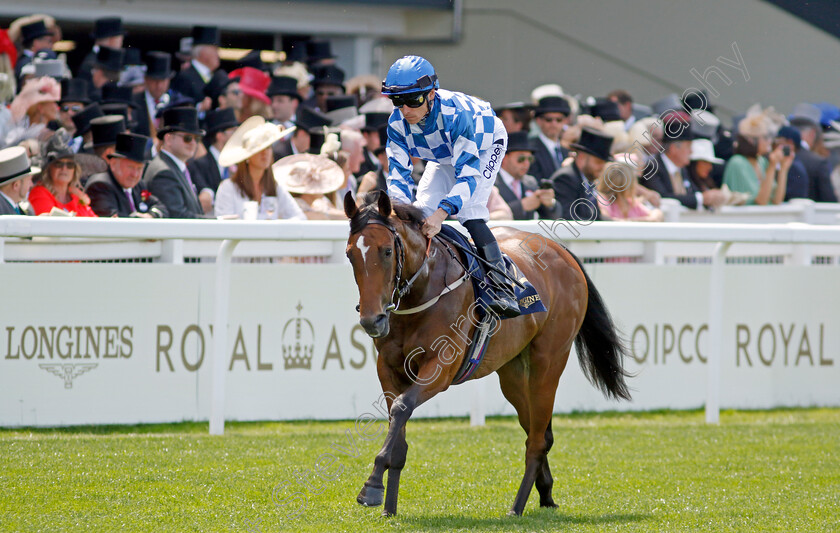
top-left (507, 509), bottom-right (523, 517)
top-left (356, 484), bottom-right (384, 507)
top-left (381, 509), bottom-right (396, 517)
top-left (540, 501), bottom-right (559, 509)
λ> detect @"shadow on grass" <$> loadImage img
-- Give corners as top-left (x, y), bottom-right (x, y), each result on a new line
top-left (396, 510), bottom-right (651, 531)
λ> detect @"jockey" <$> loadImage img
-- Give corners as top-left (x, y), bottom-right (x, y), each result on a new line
top-left (382, 55), bottom-right (519, 318)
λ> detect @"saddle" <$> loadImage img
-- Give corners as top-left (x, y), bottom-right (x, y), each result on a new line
top-left (436, 225), bottom-right (547, 384)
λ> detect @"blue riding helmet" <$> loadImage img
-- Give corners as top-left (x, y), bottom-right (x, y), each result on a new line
top-left (381, 56), bottom-right (439, 96)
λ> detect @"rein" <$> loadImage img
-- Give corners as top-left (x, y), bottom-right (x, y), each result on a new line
top-left (354, 218), bottom-right (465, 316)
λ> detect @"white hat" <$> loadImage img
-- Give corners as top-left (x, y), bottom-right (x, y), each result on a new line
top-left (273, 153), bottom-right (345, 194)
top-left (0, 146), bottom-right (41, 187)
top-left (690, 139), bottom-right (724, 164)
top-left (218, 116), bottom-right (295, 167)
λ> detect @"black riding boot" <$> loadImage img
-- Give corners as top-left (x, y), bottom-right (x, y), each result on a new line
top-left (477, 242), bottom-right (521, 318)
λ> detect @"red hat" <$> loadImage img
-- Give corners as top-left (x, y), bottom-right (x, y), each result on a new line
top-left (229, 67), bottom-right (270, 105)
top-left (0, 30), bottom-right (17, 67)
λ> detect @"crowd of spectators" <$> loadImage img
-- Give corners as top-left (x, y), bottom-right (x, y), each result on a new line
top-left (0, 14), bottom-right (838, 224)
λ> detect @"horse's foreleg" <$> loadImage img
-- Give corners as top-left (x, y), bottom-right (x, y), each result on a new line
top-left (357, 391), bottom-right (416, 511)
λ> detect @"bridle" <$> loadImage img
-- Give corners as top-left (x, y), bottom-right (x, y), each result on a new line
top-left (352, 216), bottom-right (470, 316)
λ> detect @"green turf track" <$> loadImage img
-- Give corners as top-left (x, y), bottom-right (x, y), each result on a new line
top-left (1, 409), bottom-right (838, 532)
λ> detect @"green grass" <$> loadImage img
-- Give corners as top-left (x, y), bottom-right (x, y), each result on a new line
top-left (1, 409), bottom-right (838, 532)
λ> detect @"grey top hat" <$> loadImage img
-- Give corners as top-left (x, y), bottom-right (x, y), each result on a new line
top-left (789, 103), bottom-right (822, 127)
top-left (651, 93), bottom-right (683, 116)
top-left (0, 146), bottom-right (41, 187)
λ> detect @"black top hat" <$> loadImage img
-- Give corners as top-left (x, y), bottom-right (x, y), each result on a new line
top-left (294, 106), bottom-right (332, 131)
top-left (305, 40), bottom-right (335, 64)
top-left (123, 47), bottom-right (143, 66)
top-left (312, 65), bottom-right (345, 88)
top-left (588, 98), bottom-right (622, 122)
top-left (192, 26), bottom-right (220, 47)
top-left (145, 51), bottom-right (173, 80)
top-left (94, 46), bottom-right (125, 73)
top-left (534, 96), bottom-right (571, 117)
top-left (505, 131), bottom-right (535, 153)
top-left (267, 76), bottom-right (300, 100)
top-left (60, 79), bottom-right (91, 105)
top-left (362, 112), bottom-right (390, 132)
top-left (570, 127), bottom-right (614, 162)
top-left (91, 17), bottom-right (125, 40)
top-left (101, 82), bottom-right (139, 109)
top-left (204, 69), bottom-right (238, 101)
top-left (284, 41), bottom-right (307, 63)
top-left (21, 20), bottom-right (51, 43)
top-left (72, 103), bottom-right (104, 135)
top-left (493, 101), bottom-right (534, 114)
top-left (236, 50), bottom-right (266, 71)
top-left (682, 89), bottom-right (713, 113)
top-left (157, 107), bottom-right (205, 139)
top-left (204, 108), bottom-right (238, 136)
top-left (89, 115), bottom-right (127, 148)
top-left (325, 95), bottom-right (357, 113)
top-left (307, 127), bottom-right (340, 155)
top-left (108, 132), bottom-right (149, 163)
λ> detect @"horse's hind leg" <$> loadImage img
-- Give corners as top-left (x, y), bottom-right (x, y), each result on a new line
top-left (535, 419), bottom-right (558, 508)
top-left (508, 345), bottom-right (568, 516)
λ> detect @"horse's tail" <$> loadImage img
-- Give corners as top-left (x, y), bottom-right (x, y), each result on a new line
top-left (567, 251), bottom-right (632, 401)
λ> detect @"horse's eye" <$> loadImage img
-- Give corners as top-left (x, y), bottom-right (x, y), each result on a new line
top-left (384, 248), bottom-right (393, 257)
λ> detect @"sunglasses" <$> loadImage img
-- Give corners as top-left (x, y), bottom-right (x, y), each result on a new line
top-left (175, 133), bottom-right (199, 143)
top-left (516, 155), bottom-right (535, 164)
top-left (226, 88), bottom-right (242, 97)
top-left (539, 116), bottom-right (566, 123)
top-left (389, 91), bottom-right (429, 109)
top-left (60, 104), bottom-right (83, 113)
top-left (52, 160), bottom-right (75, 169)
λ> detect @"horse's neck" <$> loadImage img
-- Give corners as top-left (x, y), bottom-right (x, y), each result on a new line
top-left (397, 225), bottom-right (463, 308)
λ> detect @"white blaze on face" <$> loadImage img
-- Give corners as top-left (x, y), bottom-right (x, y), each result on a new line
top-left (357, 235), bottom-right (371, 272)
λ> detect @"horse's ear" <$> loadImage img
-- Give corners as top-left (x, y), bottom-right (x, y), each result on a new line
top-left (377, 191), bottom-right (392, 218)
top-left (343, 191), bottom-right (358, 219)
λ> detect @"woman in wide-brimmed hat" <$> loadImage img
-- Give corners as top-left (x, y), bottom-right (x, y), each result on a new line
top-left (28, 130), bottom-right (96, 216)
top-left (272, 150), bottom-right (347, 220)
top-left (215, 115), bottom-right (304, 220)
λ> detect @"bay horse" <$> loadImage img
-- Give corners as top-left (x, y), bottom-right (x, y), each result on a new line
top-left (344, 191), bottom-right (631, 517)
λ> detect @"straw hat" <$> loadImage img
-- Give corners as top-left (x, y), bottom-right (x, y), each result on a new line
top-left (272, 153), bottom-right (345, 194)
top-left (218, 116), bottom-right (295, 167)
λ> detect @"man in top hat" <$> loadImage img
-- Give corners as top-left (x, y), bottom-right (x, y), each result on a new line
top-left (58, 79), bottom-right (91, 138)
top-left (143, 107), bottom-right (212, 218)
top-left (308, 65), bottom-right (345, 112)
top-left (273, 106), bottom-right (330, 160)
top-left (187, 107), bottom-right (239, 210)
top-left (79, 17), bottom-right (125, 83)
top-left (87, 115), bottom-right (126, 160)
top-left (204, 70), bottom-right (240, 111)
top-left (133, 51), bottom-right (176, 138)
top-left (550, 127), bottom-right (615, 222)
top-left (14, 19), bottom-right (55, 83)
top-left (529, 96), bottom-right (572, 182)
top-left (497, 131), bottom-right (559, 220)
top-left (358, 110), bottom-right (390, 176)
top-left (589, 98), bottom-right (623, 123)
top-left (495, 102), bottom-right (533, 134)
top-left (85, 132), bottom-right (167, 218)
top-left (642, 121), bottom-right (725, 210)
top-left (89, 46), bottom-right (125, 100)
top-left (268, 76), bottom-right (301, 129)
top-left (0, 146), bottom-right (39, 215)
top-left (71, 102), bottom-right (104, 153)
top-left (305, 40), bottom-right (336, 68)
top-left (171, 26), bottom-right (221, 105)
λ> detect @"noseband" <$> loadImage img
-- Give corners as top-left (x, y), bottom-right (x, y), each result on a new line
top-left (353, 218), bottom-right (430, 313)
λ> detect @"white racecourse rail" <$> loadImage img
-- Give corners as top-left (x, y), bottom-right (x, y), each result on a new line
top-left (1, 215), bottom-right (839, 433)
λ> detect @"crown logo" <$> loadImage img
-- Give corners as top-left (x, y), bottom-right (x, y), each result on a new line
top-left (282, 301), bottom-right (315, 370)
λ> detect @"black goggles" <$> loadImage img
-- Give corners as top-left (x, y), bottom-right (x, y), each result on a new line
top-left (388, 91), bottom-right (430, 109)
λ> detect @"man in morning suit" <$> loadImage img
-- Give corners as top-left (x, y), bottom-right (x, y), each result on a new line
top-left (143, 107), bottom-right (212, 218)
top-left (495, 131), bottom-right (560, 220)
top-left (550, 127), bottom-right (614, 222)
top-left (529, 96), bottom-right (572, 182)
top-left (86, 133), bottom-right (168, 218)
top-left (171, 26), bottom-right (220, 105)
top-left (187, 107), bottom-right (239, 212)
top-left (0, 147), bottom-right (39, 215)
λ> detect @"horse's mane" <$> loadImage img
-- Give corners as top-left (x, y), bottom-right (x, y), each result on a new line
top-left (350, 191), bottom-right (425, 234)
